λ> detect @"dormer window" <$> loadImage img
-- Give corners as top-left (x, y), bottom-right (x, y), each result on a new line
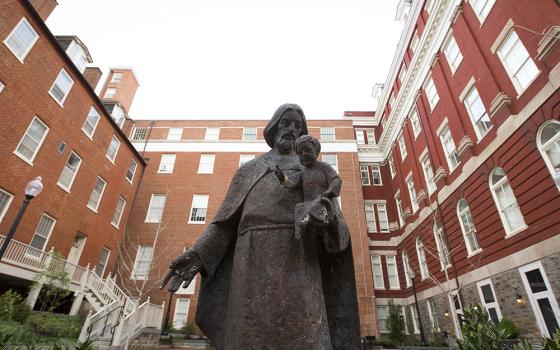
top-left (111, 73), bottom-right (123, 83)
top-left (66, 40), bottom-right (88, 73)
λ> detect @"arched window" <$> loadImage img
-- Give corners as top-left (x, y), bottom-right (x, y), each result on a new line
top-left (402, 251), bottom-right (412, 288)
top-left (416, 238), bottom-right (429, 279)
top-left (433, 222), bottom-right (450, 269)
top-left (537, 120), bottom-right (560, 188)
top-left (457, 199), bottom-right (481, 255)
top-left (489, 167), bottom-right (526, 235)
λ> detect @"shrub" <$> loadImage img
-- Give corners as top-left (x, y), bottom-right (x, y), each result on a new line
top-left (457, 304), bottom-right (509, 350)
top-left (27, 313), bottom-right (82, 339)
top-left (0, 290), bottom-right (31, 323)
top-left (500, 318), bottom-right (519, 339)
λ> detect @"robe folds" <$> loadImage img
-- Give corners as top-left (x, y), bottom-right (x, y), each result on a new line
top-left (191, 151), bottom-right (361, 350)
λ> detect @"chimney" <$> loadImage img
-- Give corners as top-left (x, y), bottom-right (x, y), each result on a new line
top-left (83, 67), bottom-right (102, 90)
top-left (29, 0), bottom-right (58, 21)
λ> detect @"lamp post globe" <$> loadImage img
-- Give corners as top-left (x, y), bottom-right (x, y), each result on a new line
top-left (25, 176), bottom-right (44, 198)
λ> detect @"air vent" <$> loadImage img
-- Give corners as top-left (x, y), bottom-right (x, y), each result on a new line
top-left (58, 141), bottom-right (66, 154)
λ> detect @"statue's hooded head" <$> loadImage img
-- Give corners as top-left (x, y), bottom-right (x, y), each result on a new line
top-left (264, 103), bottom-right (308, 150)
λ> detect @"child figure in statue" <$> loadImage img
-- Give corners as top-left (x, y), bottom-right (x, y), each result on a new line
top-left (275, 135), bottom-right (342, 239)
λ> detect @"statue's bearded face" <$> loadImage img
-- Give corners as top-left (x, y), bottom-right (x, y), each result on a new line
top-left (274, 110), bottom-right (304, 154)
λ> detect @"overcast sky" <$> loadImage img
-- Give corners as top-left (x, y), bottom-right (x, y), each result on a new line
top-left (46, 1), bottom-right (404, 120)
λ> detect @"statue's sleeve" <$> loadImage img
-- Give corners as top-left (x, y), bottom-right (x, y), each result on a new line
top-left (191, 222), bottom-right (235, 279)
top-left (321, 200), bottom-right (351, 254)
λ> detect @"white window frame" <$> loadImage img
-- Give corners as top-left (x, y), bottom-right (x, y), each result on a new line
top-left (355, 129), bottom-right (365, 145)
top-left (463, 85), bottom-right (492, 141)
top-left (386, 255), bottom-right (400, 289)
top-left (537, 120), bottom-right (560, 189)
top-left (518, 261), bottom-right (560, 338)
top-left (167, 127), bottom-right (183, 141)
top-left (242, 127), bottom-right (257, 141)
top-left (371, 255), bottom-right (385, 289)
top-left (3, 17), bottom-right (39, 63)
top-left (443, 33), bottom-right (463, 74)
top-left (410, 31), bottom-right (419, 54)
top-left (388, 93), bottom-right (396, 110)
top-left (132, 128), bottom-right (148, 141)
top-left (410, 305), bottom-right (420, 334)
top-left (377, 203), bottom-right (389, 233)
top-left (176, 275), bottom-right (197, 295)
top-left (469, 0), bottom-right (496, 24)
top-left (398, 133), bottom-right (407, 160)
top-left (399, 64), bottom-right (407, 84)
top-left (421, 153), bottom-right (437, 195)
top-left (104, 87), bottom-right (117, 99)
top-left (239, 154), bottom-right (255, 167)
top-left (0, 188), bottom-right (14, 224)
top-left (360, 165), bottom-right (370, 185)
top-left (424, 75), bottom-right (440, 111)
top-left (372, 166), bottom-right (382, 186)
top-left (402, 251), bottom-right (412, 288)
top-left (189, 194), bottom-right (209, 224)
top-left (489, 167), bottom-right (527, 236)
top-left (205, 127), bottom-right (220, 141)
top-left (476, 279), bottom-right (503, 323)
top-left (457, 199), bottom-right (481, 256)
top-left (106, 136), bottom-right (121, 163)
top-left (111, 197), bottom-right (126, 228)
top-left (14, 116), bottom-right (49, 165)
top-left (395, 192), bottom-right (404, 228)
top-left (377, 306), bottom-right (389, 333)
top-left (57, 151), bottom-right (82, 191)
top-left (111, 72), bottom-right (123, 83)
top-left (439, 124), bottom-right (460, 171)
top-left (81, 107), bottom-right (101, 139)
top-left (145, 194), bottom-right (167, 223)
top-left (48, 69), bottom-right (74, 107)
top-left (322, 154), bottom-right (338, 173)
top-left (66, 40), bottom-right (88, 73)
top-left (416, 238), bottom-right (429, 280)
top-left (173, 298), bottom-right (191, 330)
top-left (365, 202), bottom-right (377, 233)
top-left (496, 29), bottom-right (539, 95)
top-left (158, 154), bottom-right (176, 174)
top-left (320, 127), bottom-right (336, 141)
top-left (434, 222), bottom-right (451, 270)
top-left (0, 80), bottom-right (4, 93)
top-left (198, 154), bottom-right (216, 174)
top-left (389, 155), bottom-right (396, 179)
top-left (131, 246), bottom-right (154, 280)
top-left (406, 174), bottom-right (419, 213)
top-left (126, 159), bottom-right (137, 184)
top-left (87, 177), bottom-right (107, 212)
top-left (410, 108), bottom-right (422, 139)
top-left (95, 248), bottom-right (110, 277)
top-left (366, 129), bottom-right (375, 145)
top-left (27, 214), bottom-right (55, 258)
top-left (427, 298), bottom-right (440, 332)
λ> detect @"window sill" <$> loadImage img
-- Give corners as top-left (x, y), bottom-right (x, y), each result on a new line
top-left (126, 177), bottom-right (134, 185)
top-left (514, 71), bottom-right (542, 99)
top-left (197, 172), bottom-right (214, 175)
top-left (56, 183), bottom-right (71, 193)
top-left (81, 129), bottom-right (94, 141)
top-left (86, 206), bottom-right (98, 214)
top-left (111, 222), bottom-right (120, 229)
top-left (188, 221), bottom-right (206, 225)
top-left (504, 224), bottom-right (529, 239)
top-left (389, 287), bottom-right (401, 290)
top-left (105, 155), bottom-right (116, 165)
top-left (374, 287), bottom-right (386, 290)
top-left (157, 171), bottom-right (173, 174)
top-left (13, 151), bottom-right (34, 167)
top-left (467, 248), bottom-right (483, 258)
top-left (144, 220), bottom-right (161, 224)
top-left (3, 41), bottom-right (28, 64)
top-left (48, 91), bottom-right (66, 108)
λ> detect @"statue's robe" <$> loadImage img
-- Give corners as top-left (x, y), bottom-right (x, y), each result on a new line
top-left (192, 151), bottom-right (361, 350)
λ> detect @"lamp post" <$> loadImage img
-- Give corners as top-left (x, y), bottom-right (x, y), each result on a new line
top-left (0, 177), bottom-right (43, 260)
top-left (161, 291), bottom-right (174, 336)
top-left (408, 270), bottom-right (427, 346)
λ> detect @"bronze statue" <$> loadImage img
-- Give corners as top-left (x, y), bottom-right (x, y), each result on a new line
top-left (160, 104), bottom-right (361, 349)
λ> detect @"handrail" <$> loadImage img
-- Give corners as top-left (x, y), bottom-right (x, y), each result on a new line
top-left (87, 304), bottom-right (123, 341)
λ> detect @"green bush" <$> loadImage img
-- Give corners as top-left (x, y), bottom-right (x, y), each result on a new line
top-left (0, 320), bottom-right (39, 345)
top-left (27, 313), bottom-right (82, 339)
top-left (0, 290), bottom-right (30, 322)
top-left (457, 304), bottom-right (509, 350)
top-left (500, 318), bottom-right (519, 339)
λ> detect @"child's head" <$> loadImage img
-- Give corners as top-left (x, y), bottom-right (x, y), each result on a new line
top-left (295, 135), bottom-right (321, 167)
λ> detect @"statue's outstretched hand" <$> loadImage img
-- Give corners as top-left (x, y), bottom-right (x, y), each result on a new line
top-left (160, 249), bottom-right (202, 292)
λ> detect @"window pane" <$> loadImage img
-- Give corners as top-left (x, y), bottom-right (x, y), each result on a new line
top-left (526, 269), bottom-right (547, 293)
top-left (58, 152), bottom-right (81, 189)
top-left (146, 195), bottom-right (166, 222)
top-left (16, 118), bottom-right (48, 161)
top-left (243, 127), bottom-right (257, 140)
top-left (82, 107), bottom-right (100, 137)
top-left (6, 18), bottom-right (38, 59)
top-left (537, 298), bottom-right (560, 336)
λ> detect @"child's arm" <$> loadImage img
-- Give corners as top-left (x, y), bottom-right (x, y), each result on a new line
top-left (322, 164), bottom-right (342, 199)
top-left (275, 165), bottom-right (302, 189)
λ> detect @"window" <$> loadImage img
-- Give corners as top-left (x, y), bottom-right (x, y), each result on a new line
top-left (87, 177), bottom-right (106, 212)
top-left (372, 166), bottom-right (382, 185)
top-left (470, 0), bottom-right (496, 23)
top-left (388, 93), bottom-right (396, 110)
top-left (416, 238), bottom-right (429, 279)
top-left (439, 125), bottom-right (460, 171)
top-left (146, 194), bottom-right (167, 223)
top-left (106, 136), bottom-right (121, 163)
top-left (377, 306), bottom-right (389, 333)
top-left (239, 154), bottom-right (255, 167)
top-left (198, 154), bottom-right (215, 174)
top-left (365, 203), bottom-right (376, 233)
top-left (205, 127), bottom-right (220, 140)
top-left (49, 69), bottom-right (74, 106)
top-left (82, 107), bottom-right (100, 138)
top-left (421, 154), bottom-right (436, 194)
top-left (410, 305), bottom-right (420, 334)
top-left (126, 159), bottom-right (137, 183)
top-left (189, 194), bottom-right (209, 223)
top-left (104, 87), bottom-right (117, 99)
top-left (398, 134), bottom-right (407, 160)
top-left (399, 306), bottom-right (409, 334)
top-left (443, 34), bottom-right (463, 73)
top-left (110, 105), bottom-right (125, 128)
top-left (366, 129), bottom-right (375, 145)
top-left (389, 155), bottom-right (396, 179)
top-left (399, 64), bottom-right (407, 84)
top-left (476, 279), bottom-right (502, 323)
top-left (14, 117), bottom-right (49, 163)
top-left (434, 222), bottom-right (451, 269)
top-left (112, 197), bottom-right (126, 228)
top-left (360, 165), bottom-right (370, 185)
top-left (490, 168), bottom-right (526, 235)
top-left (496, 30), bottom-right (539, 94)
top-left (537, 120), bottom-right (560, 187)
top-left (386, 255), bottom-right (400, 289)
top-left (427, 298), bottom-right (440, 331)
top-left (66, 41), bottom-right (88, 73)
top-left (0, 81), bottom-right (4, 93)
top-left (57, 151), bottom-right (82, 191)
top-left (464, 86), bottom-right (492, 140)
top-left (243, 127), bottom-right (257, 141)
top-left (320, 127), bottom-right (335, 141)
top-left (173, 298), bottom-right (191, 330)
top-left (4, 17), bottom-right (39, 62)
top-left (519, 261), bottom-right (560, 337)
top-left (377, 204), bottom-right (389, 232)
top-left (424, 76), bottom-right (439, 110)
top-left (395, 193), bottom-right (404, 227)
top-left (0, 189), bottom-right (14, 223)
top-left (410, 109), bottom-right (422, 138)
top-left (402, 251), bottom-right (412, 288)
top-left (406, 176), bottom-right (419, 213)
top-left (355, 129), bottom-right (365, 145)
top-left (322, 154), bottom-right (338, 173)
top-left (158, 154), bottom-right (176, 173)
top-left (95, 248), bottom-right (110, 277)
top-left (457, 199), bottom-right (481, 255)
top-left (111, 72), bottom-right (123, 83)
top-left (167, 128), bottom-right (182, 140)
top-left (132, 127), bottom-right (148, 141)
top-left (28, 214), bottom-right (55, 257)
top-left (410, 31), bottom-right (419, 54)
top-left (371, 255), bottom-right (384, 289)
top-left (177, 270), bottom-right (197, 294)
top-left (132, 246), bottom-right (154, 280)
